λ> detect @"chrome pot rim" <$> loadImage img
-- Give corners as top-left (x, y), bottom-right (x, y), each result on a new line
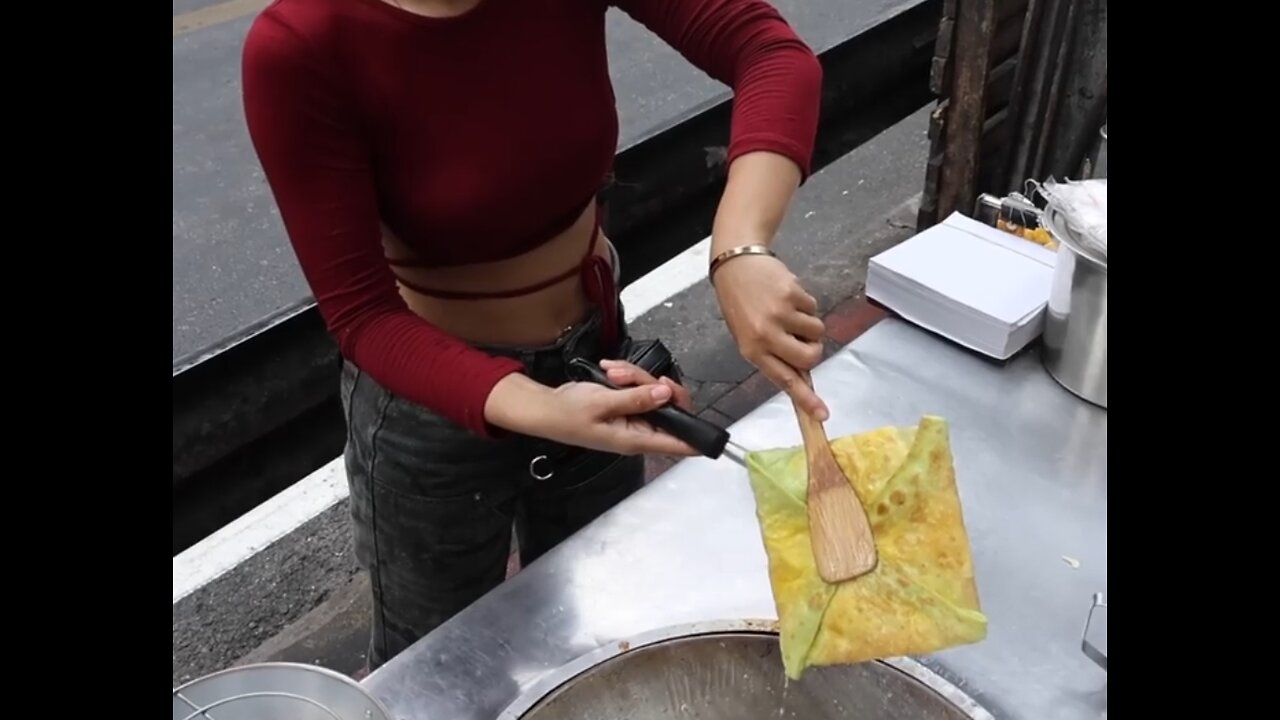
top-left (494, 618), bottom-right (995, 720)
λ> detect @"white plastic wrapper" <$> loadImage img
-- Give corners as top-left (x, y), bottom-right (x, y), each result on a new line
top-left (1036, 178), bottom-right (1107, 259)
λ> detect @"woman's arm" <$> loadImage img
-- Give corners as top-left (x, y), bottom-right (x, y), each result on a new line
top-left (612, 0), bottom-right (830, 419)
top-left (241, 12), bottom-right (525, 437)
top-left (710, 152), bottom-right (829, 420)
top-left (240, 10), bottom-right (699, 454)
top-left (612, 0), bottom-right (822, 179)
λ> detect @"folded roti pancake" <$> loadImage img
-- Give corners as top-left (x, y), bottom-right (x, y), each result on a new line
top-left (745, 415), bottom-right (988, 679)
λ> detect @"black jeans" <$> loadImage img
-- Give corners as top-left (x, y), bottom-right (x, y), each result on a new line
top-left (339, 303), bottom-right (645, 672)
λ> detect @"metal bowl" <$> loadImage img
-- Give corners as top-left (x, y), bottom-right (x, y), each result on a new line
top-left (172, 661), bottom-right (394, 720)
top-left (498, 620), bottom-right (993, 720)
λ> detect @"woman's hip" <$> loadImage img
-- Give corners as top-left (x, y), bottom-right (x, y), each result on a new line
top-left (395, 237), bottom-right (624, 348)
top-left (338, 299), bottom-right (633, 496)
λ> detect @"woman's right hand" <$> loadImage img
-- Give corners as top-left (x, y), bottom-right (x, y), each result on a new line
top-left (484, 372), bottom-right (699, 457)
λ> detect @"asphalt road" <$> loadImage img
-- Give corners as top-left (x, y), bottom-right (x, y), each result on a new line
top-left (172, 0), bottom-right (918, 362)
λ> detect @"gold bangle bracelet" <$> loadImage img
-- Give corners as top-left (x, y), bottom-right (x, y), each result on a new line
top-left (708, 244), bottom-right (776, 282)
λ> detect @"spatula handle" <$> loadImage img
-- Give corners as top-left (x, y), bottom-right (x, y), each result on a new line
top-left (791, 370), bottom-right (829, 444)
top-left (567, 358), bottom-right (731, 460)
top-left (791, 370), bottom-right (862, 480)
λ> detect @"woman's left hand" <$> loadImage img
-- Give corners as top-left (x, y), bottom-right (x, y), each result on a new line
top-left (599, 359), bottom-right (694, 412)
top-left (711, 253), bottom-right (829, 421)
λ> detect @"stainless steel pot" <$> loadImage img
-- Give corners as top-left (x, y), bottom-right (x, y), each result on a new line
top-left (172, 661), bottom-right (393, 720)
top-left (498, 619), bottom-right (994, 720)
top-left (1083, 123), bottom-right (1107, 179)
top-left (1092, 124), bottom-right (1107, 178)
top-left (1041, 204), bottom-right (1107, 408)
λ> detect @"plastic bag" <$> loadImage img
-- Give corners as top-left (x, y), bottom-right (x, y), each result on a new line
top-left (1037, 178), bottom-right (1107, 259)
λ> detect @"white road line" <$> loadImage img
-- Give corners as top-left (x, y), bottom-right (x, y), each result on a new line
top-left (621, 236), bottom-right (711, 322)
top-left (172, 458), bottom-right (348, 604)
top-left (172, 237), bottom-right (713, 605)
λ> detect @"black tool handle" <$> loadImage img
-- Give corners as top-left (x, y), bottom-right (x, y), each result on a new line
top-left (566, 358), bottom-right (730, 459)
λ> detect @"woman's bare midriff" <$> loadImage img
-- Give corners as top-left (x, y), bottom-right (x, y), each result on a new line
top-left (382, 202), bottom-right (612, 347)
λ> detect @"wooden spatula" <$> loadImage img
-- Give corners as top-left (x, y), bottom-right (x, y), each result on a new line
top-left (792, 370), bottom-right (878, 583)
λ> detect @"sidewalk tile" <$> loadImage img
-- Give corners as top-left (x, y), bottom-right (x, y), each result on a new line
top-left (823, 295), bottom-right (889, 345)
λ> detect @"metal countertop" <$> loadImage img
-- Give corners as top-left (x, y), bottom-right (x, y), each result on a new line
top-left (363, 319), bottom-right (1108, 719)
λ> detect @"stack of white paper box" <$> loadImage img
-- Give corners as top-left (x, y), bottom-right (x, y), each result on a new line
top-left (865, 211), bottom-right (1057, 359)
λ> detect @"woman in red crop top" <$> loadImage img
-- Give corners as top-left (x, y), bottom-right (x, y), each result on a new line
top-left (242, 0), bottom-right (828, 671)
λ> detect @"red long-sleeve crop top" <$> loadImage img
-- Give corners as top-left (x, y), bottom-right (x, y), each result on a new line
top-left (240, 0), bottom-right (823, 436)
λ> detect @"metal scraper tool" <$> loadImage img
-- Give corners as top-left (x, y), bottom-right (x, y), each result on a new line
top-left (567, 358), bottom-right (747, 463)
top-left (568, 358), bottom-right (878, 583)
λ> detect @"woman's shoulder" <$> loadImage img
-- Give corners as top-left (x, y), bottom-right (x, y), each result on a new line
top-left (243, 0), bottom-right (395, 83)
top-left (244, 0), bottom-right (347, 53)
